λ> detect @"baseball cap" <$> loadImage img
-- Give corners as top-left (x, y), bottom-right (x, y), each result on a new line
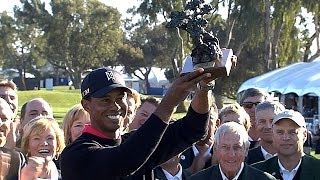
top-left (81, 67), bottom-right (131, 99)
top-left (272, 109), bottom-right (306, 127)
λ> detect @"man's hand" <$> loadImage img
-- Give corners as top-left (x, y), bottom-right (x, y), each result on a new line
top-left (163, 68), bottom-right (211, 106)
top-left (187, 144), bottom-right (211, 174)
top-left (0, 150), bottom-right (11, 180)
top-left (154, 68), bottom-right (211, 122)
top-left (4, 122), bottom-right (17, 149)
top-left (21, 156), bottom-right (52, 180)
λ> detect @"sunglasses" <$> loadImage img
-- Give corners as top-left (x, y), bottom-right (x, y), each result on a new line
top-left (241, 102), bottom-right (261, 109)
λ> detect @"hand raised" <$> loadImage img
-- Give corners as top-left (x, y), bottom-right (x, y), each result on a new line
top-left (21, 156), bottom-right (52, 180)
top-left (163, 68), bottom-right (211, 107)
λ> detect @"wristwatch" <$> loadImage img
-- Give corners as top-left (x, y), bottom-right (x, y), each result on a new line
top-left (197, 81), bottom-right (215, 91)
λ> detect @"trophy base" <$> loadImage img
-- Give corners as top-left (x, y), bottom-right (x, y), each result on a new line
top-left (203, 66), bottom-right (229, 79)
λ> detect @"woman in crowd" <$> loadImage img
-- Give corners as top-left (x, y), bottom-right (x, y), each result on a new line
top-left (20, 117), bottom-right (65, 180)
top-left (219, 103), bottom-right (251, 131)
top-left (62, 104), bottom-right (90, 145)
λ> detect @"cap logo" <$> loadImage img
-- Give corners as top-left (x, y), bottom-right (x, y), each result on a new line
top-left (106, 71), bottom-right (115, 81)
top-left (82, 88), bottom-right (90, 97)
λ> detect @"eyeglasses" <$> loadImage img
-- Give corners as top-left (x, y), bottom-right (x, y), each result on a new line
top-left (241, 102), bottom-right (261, 109)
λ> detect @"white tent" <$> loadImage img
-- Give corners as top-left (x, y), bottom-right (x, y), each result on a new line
top-left (238, 57), bottom-right (320, 96)
top-left (238, 56), bottom-right (320, 117)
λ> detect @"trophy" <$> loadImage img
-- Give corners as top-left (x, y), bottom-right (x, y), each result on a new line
top-left (166, 0), bottom-right (234, 79)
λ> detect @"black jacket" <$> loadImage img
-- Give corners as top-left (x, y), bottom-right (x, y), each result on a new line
top-left (60, 107), bottom-right (209, 180)
top-left (188, 163), bottom-right (276, 180)
top-left (246, 146), bottom-right (265, 165)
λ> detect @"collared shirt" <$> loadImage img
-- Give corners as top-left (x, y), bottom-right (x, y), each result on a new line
top-left (161, 164), bottom-right (183, 180)
top-left (278, 158), bottom-right (302, 180)
top-left (83, 124), bottom-right (112, 139)
top-left (219, 162), bottom-right (244, 180)
top-left (260, 146), bottom-right (277, 160)
top-left (192, 144), bottom-right (212, 158)
top-left (248, 136), bottom-right (261, 142)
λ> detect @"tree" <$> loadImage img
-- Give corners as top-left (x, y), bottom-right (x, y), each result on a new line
top-left (17, 0), bottom-right (124, 89)
top-left (118, 24), bottom-right (174, 92)
top-left (0, 11), bottom-right (45, 90)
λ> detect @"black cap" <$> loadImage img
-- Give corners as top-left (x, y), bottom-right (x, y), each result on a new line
top-left (81, 67), bottom-right (130, 99)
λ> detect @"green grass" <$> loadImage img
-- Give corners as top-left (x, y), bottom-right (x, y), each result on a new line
top-left (18, 86), bottom-right (81, 124)
top-left (311, 151), bottom-right (320, 159)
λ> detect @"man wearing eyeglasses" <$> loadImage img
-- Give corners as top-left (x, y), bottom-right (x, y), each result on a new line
top-left (239, 88), bottom-right (270, 149)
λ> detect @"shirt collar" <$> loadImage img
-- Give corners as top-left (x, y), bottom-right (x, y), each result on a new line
top-left (219, 162), bottom-right (244, 180)
top-left (260, 146), bottom-right (276, 160)
top-left (192, 144), bottom-right (213, 157)
top-left (83, 124), bottom-right (112, 139)
top-left (161, 164), bottom-right (183, 180)
top-left (278, 158), bottom-right (302, 179)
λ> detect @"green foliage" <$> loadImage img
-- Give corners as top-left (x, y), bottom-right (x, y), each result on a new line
top-left (16, 0), bottom-right (124, 89)
top-left (0, 11), bottom-right (46, 89)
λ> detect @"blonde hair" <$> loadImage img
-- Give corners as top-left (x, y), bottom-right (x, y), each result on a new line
top-left (21, 117), bottom-right (65, 156)
top-left (0, 79), bottom-right (18, 91)
top-left (219, 103), bottom-right (251, 131)
top-left (62, 104), bottom-right (89, 145)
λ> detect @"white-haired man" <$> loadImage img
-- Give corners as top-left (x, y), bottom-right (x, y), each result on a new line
top-left (189, 122), bottom-right (276, 180)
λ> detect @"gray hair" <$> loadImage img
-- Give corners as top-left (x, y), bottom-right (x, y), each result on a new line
top-left (214, 122), bottom-right (250, 150)
top-left (239, 88), bottom-right (270, 105)
top-left (256, 100), bottom-right (285, 115)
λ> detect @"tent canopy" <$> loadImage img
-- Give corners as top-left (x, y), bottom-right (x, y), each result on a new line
top-left (238, 56), bottom-right (320, 96)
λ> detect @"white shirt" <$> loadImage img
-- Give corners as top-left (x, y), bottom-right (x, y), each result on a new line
top-left (161, 164), bottom-right (183, 180)
top-left (260, 146), bottom-right (277, 160)
top-left (192, 144), bottom-right (212, 157)
top-left (278, 158), bottom-right (302, 180)
top-left (219, 162), bottom-right (244, 180)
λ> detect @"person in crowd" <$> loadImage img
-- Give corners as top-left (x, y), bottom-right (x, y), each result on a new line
top-left (253, 109), bottom-right (320, 179)
top-left (0, 98), bottom-right (25, 180)
top-left (189, 122), bottom-right (276, 180)
top-left (128, 96), bottom-right (160, 131)
top-left (246, 100), bottom-right (285, 164)
top-left (122, 88), bottom-right (140, 133)
top-left (219, 103), bottom-right (251, 131)
top-left (303, 130), bottom-right (313, 155)
top-left (62, 103), bottom-right (90, 145)
top-left (0, 80), bottom-right (19, 149)
top-left (20, 98), bottom-right (53, 127)
top-left (154, 153), bottom-right (190, 180)
top-left (17, 98), bottom-right (53, 148)
top-left (20, 117), bottom-right (65, 180)
top-left (60, 67), bottom-right (213, 179)
top-left (239, 88), bottom-right (270, 149)
top-left (314, 124), bottom-right (320, 154)
top-left (180, 104), bottom-right (219, 174)
top-left (0, 80), bottom-right (18, 116)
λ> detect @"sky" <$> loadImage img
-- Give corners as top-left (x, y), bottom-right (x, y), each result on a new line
top-left (0, 0), bottom-right (318, 56)
top-left (0, 0), bottom-right (140, 18)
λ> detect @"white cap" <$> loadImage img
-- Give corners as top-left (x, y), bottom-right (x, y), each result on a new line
top-left (272, 109), bottom-right (306, 127)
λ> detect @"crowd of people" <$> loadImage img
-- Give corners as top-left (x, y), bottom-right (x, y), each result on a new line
top-left (0, 66), bottom-right (319, 180)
